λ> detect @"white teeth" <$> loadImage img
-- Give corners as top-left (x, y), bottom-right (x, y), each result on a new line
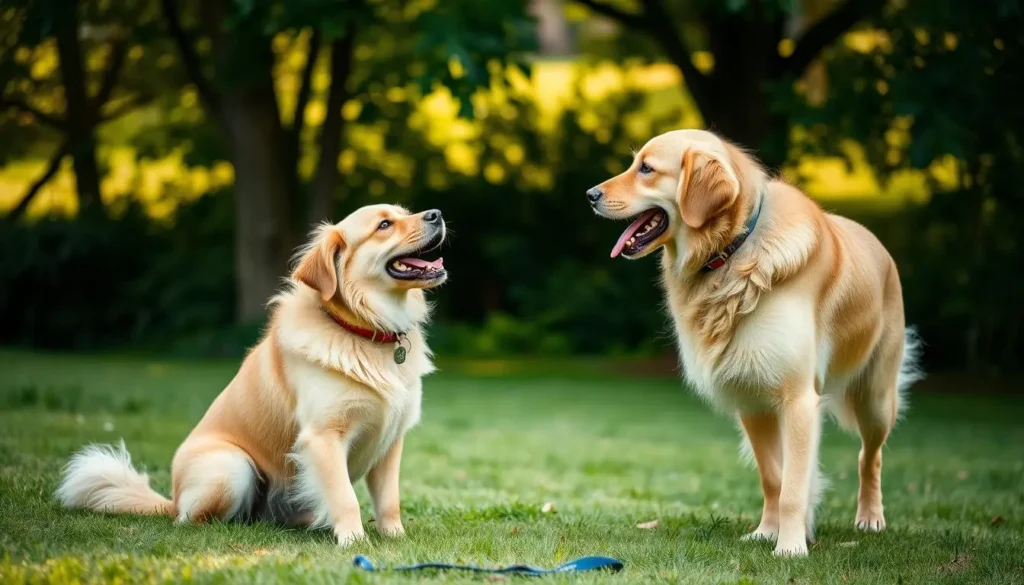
top-left (393, 261), bottom-right (401, 269)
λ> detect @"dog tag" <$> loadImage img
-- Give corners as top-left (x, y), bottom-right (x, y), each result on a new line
top-left (393, 345), bottom-right (407, 364)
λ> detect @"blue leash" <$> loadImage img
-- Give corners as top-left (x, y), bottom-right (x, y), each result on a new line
top-left (352, 554), bottom-right (624, 576)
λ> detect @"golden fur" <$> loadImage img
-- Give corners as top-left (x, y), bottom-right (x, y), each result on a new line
top-left (56, 204), bottom-right (446, 546)
top-left (590, 129), bottom-right (921, 556)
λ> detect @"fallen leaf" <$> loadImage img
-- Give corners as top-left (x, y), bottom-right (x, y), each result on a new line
top-left (253, 548), bottom-right (271, 556)
top-left (940, 553), bottom-right (973, 573)
top-left (636, 519), bottom-right (660, 529)
top-left (956, 470), bottom-right (969, 480)
top-left (485, 576), bottom-right (507, 583)
top-left (541, 502), bottom-right (556, 514)
top-left (991, 516), bottom-right (1005, 526)
top-left (510, 526), bottom-right (519, 535)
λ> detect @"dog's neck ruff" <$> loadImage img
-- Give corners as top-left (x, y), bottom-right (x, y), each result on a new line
top-left (322, 307), bottom-right (404, 344)
top-left (700, 190), bottom-right (764, 273)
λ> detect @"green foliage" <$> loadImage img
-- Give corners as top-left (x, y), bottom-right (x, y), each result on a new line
top-left (0, 195), bottom-right (235, 351)
top-left (779, 0), bottom-right (1024, 371)
top-left (2, 0), bottom-right (1022, 372)
top-left (0, 59), bottom-right (1020, 370)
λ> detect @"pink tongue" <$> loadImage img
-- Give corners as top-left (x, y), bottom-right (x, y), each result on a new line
top-left (398, 257), bottom-right (444, 270)
top-left (610, 210), bottom-right (658, 258)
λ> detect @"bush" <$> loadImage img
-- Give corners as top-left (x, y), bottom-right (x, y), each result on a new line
top-left (0, 194), bottom-right (236, 351)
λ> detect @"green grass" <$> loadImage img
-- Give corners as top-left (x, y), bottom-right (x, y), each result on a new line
top-left (1, 350), bottom-right (1022, 584)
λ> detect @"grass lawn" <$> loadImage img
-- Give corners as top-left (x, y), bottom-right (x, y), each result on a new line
top-left (1, 350), bottom-right (1022, 584)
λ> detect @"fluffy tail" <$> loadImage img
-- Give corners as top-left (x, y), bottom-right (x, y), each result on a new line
top-left (55, 440), bottom-right (174, 517)
top-left (895, 326), bottom-right (924, 421)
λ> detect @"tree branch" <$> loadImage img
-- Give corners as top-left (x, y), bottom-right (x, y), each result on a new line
top-left (160, 0), bottom-right (223, 123)
top-left (99, 93), bottom-right (154, 122)
top-left (309, 32), bottom-right (357, 225)
top-left (785, 0), bottom-right (885, 75)
top-left (574, 0), bottom-right (644, 28)
top-left (291, 29), bottom-right (321, 134)
top-left (90, 39), bottom-right (128, 115)
top-left (575, 0), bottom-right (712, 117)
top-left (6, 140), bottom-right (69, 221)
top-left (0, 97), bottom-right (66, 129)
top-left (285, 28), bottom-right (321, 181)
top-left (637, 0), bottom-right (711, 116)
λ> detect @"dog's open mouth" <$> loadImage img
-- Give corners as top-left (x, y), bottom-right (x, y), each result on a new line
top-left (610, 208), bottom-right (668, 258)
top-left (386, 233), bottom-right (446, 280)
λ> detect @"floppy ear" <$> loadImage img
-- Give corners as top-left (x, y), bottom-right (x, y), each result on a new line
top-left (293, 229), bottom-right (345, 302)
top-left (677, 149), bottom-right (741, 229)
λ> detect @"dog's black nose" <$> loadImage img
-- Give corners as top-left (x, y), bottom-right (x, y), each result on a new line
top-left (586, 187), bottom-right (604, 204)
top-left (423, 209), bottom-right (443, 224)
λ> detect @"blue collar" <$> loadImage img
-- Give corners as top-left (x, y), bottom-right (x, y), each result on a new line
top-left (700, 191), bottom-right (763, 272)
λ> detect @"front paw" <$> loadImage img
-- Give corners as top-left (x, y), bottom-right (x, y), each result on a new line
top-left (334, 523), bottom-right (366, 547)
top-left (773, 540), bottom-right (809, 558)
top-left (855, 505), bottom-right (886, 532)
top-left (376, 521), bottom-right (405, 538)
top-left (742, 523), bottom-right (779, 542)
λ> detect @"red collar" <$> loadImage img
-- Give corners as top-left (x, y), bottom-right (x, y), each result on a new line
top-left (322, 308), bottom-right (402, 344)
top-left (701, 193), bottom-right (763, 272)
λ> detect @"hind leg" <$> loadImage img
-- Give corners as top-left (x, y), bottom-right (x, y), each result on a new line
top-left (849, 336), bottom-right (903, 532)
top-left (172, 440), bottom-right (259, 523)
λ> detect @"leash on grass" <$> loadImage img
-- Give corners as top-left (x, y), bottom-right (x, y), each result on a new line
top-left (352, 554), bottom-right (624, 576)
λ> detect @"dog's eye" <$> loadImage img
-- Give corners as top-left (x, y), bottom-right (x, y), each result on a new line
top-left (378, 220), bottom-right (391, 231)
top-left (638, 161), bottom-right (653, 174)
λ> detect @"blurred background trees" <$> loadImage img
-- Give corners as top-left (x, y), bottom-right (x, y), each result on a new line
top-left (1, 0), bottom-right (1021, 373)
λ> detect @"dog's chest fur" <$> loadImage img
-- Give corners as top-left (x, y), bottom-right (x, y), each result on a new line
top-left (280, 329), bottom-right (428, 481)
top-left (667, 278), bottom-right (814, 413)
top-left (285, 352), bottom-right (424, 481)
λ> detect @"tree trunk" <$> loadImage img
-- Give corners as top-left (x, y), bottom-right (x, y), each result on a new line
top-left (701, 12), bottom-right (789, 171)
top-left (164, 0), bottom-right (296, 322)
top-left (531, 0), bottom-right (574, 56)
top-left (53, 0), bottom-right (103, 214)
top-left (309, 33), bottom-right (356, 226)
top-left (222, 90), bottom-right (294, 322)
top-left (212, 24), bottom-right (294, 322)
top-left (703, 92), bottom-right (788, 172)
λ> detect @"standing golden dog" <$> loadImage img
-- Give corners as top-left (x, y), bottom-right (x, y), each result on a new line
top-left (57, 204), bottom-right (447, 546)
top-left (587, 129), bottom-right (921, 556)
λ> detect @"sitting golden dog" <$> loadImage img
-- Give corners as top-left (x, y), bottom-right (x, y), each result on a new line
top-left (587, 129), bottom-right (921, 556)
top-left (57, 204), bottom-right (447, 545)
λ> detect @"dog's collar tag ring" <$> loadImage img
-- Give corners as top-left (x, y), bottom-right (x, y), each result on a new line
top-left (394, 334), bottom-right (409, 364)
